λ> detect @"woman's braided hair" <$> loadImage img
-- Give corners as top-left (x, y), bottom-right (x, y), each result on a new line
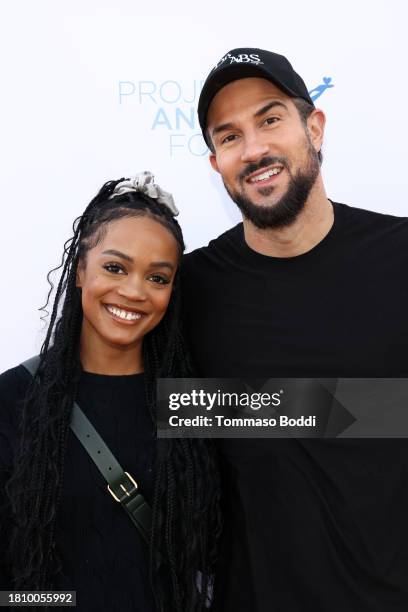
top-left (5, 179), bottom-right (222, 611)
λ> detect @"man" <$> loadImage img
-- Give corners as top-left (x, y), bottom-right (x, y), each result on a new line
top-left (181, 48), bottom-right (408, 611)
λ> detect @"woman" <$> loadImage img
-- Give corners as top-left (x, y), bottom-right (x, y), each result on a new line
top-left (0, 172), bottom-right (221, 611)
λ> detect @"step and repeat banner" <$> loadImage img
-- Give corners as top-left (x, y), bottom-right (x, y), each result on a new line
top-left (1, 0), bottom-right (407, 371)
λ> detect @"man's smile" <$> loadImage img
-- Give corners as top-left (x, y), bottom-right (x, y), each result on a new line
top-left (245, 165), bottom-right (284, 189)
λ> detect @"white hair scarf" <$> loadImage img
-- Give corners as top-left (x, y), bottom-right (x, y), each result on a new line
top-left (110, 171), bottom-right (179, 216)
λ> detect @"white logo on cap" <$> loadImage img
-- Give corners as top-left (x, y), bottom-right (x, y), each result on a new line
top-left (212, 53), bottom-right (264, 72)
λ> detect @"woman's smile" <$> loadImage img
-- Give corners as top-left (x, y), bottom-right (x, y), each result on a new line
top-left (104, 303), bottom-right (146, 323)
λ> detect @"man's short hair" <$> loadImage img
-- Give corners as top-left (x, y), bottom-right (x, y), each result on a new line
top-left (292, 98), bottom-right (323, 165)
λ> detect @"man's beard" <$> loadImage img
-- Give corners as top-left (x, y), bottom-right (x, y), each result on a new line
top-left (223, 138), bottom-right (320, 230)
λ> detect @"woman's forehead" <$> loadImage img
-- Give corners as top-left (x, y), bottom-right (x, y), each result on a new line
top-left (91, 215), bottom-right (180, 259)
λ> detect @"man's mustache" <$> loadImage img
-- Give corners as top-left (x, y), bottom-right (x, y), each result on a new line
top-left (238, 156), bottom-right (289, 182)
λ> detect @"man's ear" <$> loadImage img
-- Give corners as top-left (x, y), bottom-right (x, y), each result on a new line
top-left (210, 153), bottom-right (220, 173)
top-left (306, 108), bottom-right (326, 154)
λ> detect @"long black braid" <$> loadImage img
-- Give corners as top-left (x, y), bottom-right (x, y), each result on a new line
top-left (5, 179), bottom-right (222, 610)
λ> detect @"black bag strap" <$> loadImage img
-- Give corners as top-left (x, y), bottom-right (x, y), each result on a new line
top-left (21, 356), bottom-right (152, 544)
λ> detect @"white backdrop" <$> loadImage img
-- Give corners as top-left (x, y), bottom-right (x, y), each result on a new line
top-left (1, 0), bottom-right (407, 372)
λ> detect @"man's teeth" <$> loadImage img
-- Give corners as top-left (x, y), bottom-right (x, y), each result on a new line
top-left (107, 306), bottom-right (142, 321)
top-left (250, 168), bottom-right (282, 183)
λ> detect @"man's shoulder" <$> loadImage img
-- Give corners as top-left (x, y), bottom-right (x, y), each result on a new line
top-left (335, 201), bottom-right (408, 233)
top-left (334, 201), bottom-right (408, 260)
top-left (182, 223), bottom-right (243, 271)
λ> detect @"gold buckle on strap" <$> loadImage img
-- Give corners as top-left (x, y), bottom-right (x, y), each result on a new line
top-left (108, 471), bottom-right (138, 502)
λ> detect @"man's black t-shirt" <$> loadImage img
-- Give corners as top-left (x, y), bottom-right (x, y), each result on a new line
top-left (181, 202), bottom-right (408, 612)
top-left (0, 366), bottom-right (156, 612)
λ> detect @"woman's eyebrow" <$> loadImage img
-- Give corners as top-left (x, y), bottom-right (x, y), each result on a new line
top-left (102, 249), bottom-right (133, 262)
top-left (101, 250), bottom-right (175, 271)
top-left (150, 261), bottom-right (175, 271)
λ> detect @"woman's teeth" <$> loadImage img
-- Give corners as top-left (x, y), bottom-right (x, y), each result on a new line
top-left (106, 305), bottom-right (142, 321)
top-left (250, 167), bottom-right (282, 183)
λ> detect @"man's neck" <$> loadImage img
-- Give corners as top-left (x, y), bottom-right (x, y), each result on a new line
top-left (243, 183), bottom-right (334, 258)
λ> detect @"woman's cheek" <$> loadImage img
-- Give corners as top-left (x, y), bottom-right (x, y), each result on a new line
top-left (156, 287), bottom-right (174, 312)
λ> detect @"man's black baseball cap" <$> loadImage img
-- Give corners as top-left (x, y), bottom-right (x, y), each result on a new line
top-left (198, 47), bottom-right (314, 147)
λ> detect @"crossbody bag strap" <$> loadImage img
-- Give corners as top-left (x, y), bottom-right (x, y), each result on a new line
top-left (21, 356), bottom-right (152, 544)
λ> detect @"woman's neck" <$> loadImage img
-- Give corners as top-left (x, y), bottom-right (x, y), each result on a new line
top-left (79, 325), bottom-right (143, 375)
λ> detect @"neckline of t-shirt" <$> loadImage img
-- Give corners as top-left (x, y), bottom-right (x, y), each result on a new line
top-left (238, 199), bottom-right (344, 264)
top-left (80, 370), bottom-right (145, 383)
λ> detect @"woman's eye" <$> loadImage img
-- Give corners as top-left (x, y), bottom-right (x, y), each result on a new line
top-left (103, 263), bottom-right (126, 274)
top-left (148, 274), bottom-right (170, 285)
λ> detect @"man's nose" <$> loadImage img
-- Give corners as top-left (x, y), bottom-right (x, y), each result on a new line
top-left (240, 133), bottom-right (269, 164)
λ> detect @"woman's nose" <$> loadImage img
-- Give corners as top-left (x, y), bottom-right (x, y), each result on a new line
top-left (117, 276), bottom-right (148, 301)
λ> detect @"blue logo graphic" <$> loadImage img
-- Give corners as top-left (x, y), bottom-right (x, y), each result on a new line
top-left (308, 77), bottom-right (334, 102)
top-left (118, 76), bottom-right (334, 157)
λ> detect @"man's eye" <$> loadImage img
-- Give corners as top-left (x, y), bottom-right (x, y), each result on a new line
top-left (103, 263), bottom-right (126, 274)
top-left (264, 116), bottom-right (280, 125)
top-left (148, 274), bottom-right (170, 285)
top-left (221, 134), bottom-right (237, 145)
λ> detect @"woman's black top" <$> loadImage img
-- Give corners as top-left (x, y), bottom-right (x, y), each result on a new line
top-left (0, 364), bottom-right (156, 612)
